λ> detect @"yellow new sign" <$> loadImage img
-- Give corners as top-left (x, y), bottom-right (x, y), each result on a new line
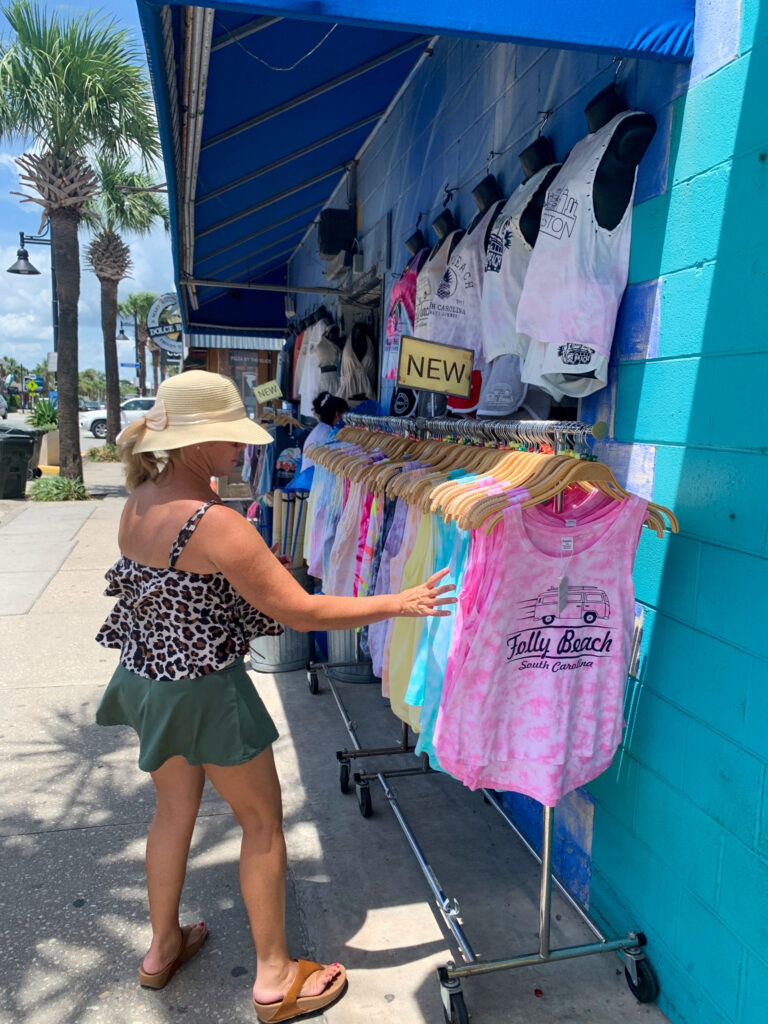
top-left (397, 336), bottom-right (473, 398)
top-left (253, 379), bottom-right (283, 403)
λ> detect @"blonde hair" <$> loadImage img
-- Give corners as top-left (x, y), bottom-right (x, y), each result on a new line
top-left (120, 434), bottom-right (165, 491)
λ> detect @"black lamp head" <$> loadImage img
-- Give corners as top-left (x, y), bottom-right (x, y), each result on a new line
top-left (7, 246), bottom-right (40, 275)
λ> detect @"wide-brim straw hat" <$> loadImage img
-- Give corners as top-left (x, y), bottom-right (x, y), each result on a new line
top-left (117, 370), bottom-right (273, 453)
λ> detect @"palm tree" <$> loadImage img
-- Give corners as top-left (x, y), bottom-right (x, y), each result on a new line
top-left (84, 157), bottom-right (168, 443)
top-left (0, 1), bottom-right (160, 479)
top-left (117, 291), bottom-right (158, 398)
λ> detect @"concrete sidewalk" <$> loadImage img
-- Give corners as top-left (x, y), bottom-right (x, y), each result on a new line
top-left (0, 461), bottom-right (669, 1024)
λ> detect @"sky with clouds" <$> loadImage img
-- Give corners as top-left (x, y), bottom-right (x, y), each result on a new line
top-left (0, 1), bottom-right (176, 374)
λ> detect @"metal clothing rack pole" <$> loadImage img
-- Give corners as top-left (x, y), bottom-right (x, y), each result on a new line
top-left (344, 412), bottom-right (609, 447)
top-left (308, 411), bottom-right (658, 1021)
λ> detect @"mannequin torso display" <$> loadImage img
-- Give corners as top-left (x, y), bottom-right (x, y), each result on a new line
top-left (413, 226), bottom-right (464, 338)
top-left (384, 246), bottom-right (430, 416)
top-left (480, 158), bottom-right (562, 363)
top-left (516, 91), bottom-right (654, 398)
top-left (427, 198), bottom-right (504, 356)
top-left (587, 85), bottom-right (656, 231)
top-left (430, 210), bottom-right (465, 259)
top-left (405, 229), bottom-right (426, 256)
top-left (517, 137), bottom-right (562, 247)
top-left (298, 317), bottom-right (336, 417)
top-left (477, 147), bottom-right (562, 419)
top-left (338, 322), bottom-right (377, 403)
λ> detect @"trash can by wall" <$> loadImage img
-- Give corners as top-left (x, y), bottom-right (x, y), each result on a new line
top-left (0, 431), bottom-right (36, 498)
top-left (326, 627), bottom-right (377, 683)
top-left (249, 566), bottom-right (312, 673)
top-left (0, 423), bottom-right (44, 476)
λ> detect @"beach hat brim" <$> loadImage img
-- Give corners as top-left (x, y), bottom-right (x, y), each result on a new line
top-left (132, 416), bottom-right (274, 454)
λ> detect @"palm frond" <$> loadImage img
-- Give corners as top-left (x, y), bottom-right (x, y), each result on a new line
top-left (0, 1), bottom-right (159, 166)
top-left (84, 152), bottom-right (169, 236)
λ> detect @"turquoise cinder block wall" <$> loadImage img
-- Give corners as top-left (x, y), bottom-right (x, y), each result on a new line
top-left (587, 4), bottom-right (768, 1022)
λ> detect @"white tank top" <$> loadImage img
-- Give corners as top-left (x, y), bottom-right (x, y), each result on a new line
top-left (480, 164), bottom-right (561, 363)
top-left (413, 230), bottom-right (463, 339)
top-left (516, 111), bottom-right (640, 360)
top-left (521, 339), bottom-right (609, 400)
top-left (426, 200), bottom-right (504, 359)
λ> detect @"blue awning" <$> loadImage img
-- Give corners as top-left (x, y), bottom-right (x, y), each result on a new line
top-left (137, 1), bottom-right (694, 336)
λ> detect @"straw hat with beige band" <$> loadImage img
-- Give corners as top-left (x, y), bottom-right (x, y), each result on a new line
top-left (117, 370), bottom-right (274, 453)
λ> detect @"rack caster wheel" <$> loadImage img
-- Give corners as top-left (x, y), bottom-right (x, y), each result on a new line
top-left (442, 991), bottom-right (469, 1024)
top-left (339, 761), bottom-right (351, 794)
top-left (355, 782), bottom-right (372, 818)
top-left (307, 669), bottom-right (319, 695)
top-left (625, 960), bottom-right (659, 1003)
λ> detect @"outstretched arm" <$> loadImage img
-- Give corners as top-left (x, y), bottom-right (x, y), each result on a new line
top-left (200, 505), bottom-right (455, 632)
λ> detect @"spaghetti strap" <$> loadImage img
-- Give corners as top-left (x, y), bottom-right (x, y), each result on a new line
top-left (169, 501), bottom-right (218, 568)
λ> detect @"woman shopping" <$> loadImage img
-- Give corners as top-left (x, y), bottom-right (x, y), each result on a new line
top-left (95, 370), bottom-right (453, 1023)
top-left (300, 391), bottom-right (348, 473)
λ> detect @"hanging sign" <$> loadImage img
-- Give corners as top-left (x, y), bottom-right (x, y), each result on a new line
top-left (397, 335), bottom-right (473, 398)
top-left (253, 379), bottom-right (283, 403)
top-left (146, 292), bottom-right (183, 354)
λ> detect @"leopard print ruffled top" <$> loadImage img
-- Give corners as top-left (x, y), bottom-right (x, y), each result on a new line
top-left (96, 501), bottom-right (282, 680)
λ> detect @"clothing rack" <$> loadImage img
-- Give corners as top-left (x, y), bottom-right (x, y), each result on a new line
top-left (307, 411), bottom-right (658, 1022)
top-left (344, 412), bottom-right (610, 447)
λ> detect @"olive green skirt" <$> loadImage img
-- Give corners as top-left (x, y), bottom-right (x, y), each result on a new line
top-left (95, 657), bottom-right (278, 773)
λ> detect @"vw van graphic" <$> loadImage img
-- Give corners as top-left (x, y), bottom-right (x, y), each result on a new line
top-left (532, 586), bottom-right (610, 625)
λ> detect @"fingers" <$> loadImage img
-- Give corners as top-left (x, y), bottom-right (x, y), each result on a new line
top-left (427, 566), bottom-right (451, 586)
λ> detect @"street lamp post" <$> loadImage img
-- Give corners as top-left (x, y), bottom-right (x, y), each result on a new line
top-left (6, 228), bottom-right (59, 354)
top-left (117, 313), bottom-right (142, 396)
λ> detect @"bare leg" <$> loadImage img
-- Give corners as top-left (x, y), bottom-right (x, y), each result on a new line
top-left (143, 756), bottom-right (206, 973)
top-left (205, 747), bottom-right (341, 1004)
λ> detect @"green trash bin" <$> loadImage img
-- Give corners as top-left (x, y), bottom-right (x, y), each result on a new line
top-left (0, 430), bottom-right (36, 498)
top-left (0, 422), bottom-right (44, 476)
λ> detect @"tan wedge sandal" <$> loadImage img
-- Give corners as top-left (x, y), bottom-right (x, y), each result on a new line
top-left (253, 959), bottom-right (347, 1023)
top-left (138, 922), bottom-right (208, 989)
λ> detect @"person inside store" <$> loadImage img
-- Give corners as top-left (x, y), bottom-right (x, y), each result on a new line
top-left (94, 370), bottom-right (454, 1023)
top-left (300, 391), bottom-right (349, 473)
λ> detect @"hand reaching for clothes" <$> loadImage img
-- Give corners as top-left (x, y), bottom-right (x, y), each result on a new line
top-left (398, 567), bottom-right (457, 618)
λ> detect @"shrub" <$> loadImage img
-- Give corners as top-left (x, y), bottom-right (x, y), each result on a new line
top-left (88, 443), bottom-right (121, 462)
top-left (28, 476), bottom-right (88, 501)
top-left (29, 398), bottom-right (58, 429)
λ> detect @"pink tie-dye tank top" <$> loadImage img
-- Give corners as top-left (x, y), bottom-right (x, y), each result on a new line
top-left (433, 494), bottom-right (647, 805)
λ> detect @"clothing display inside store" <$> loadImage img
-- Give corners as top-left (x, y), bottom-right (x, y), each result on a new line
top-left (305, 415), bottom-right (676, 807)
top-left (338, 322), bottom-right (378, 403)
top-left (297, 319), bottom-right (339, 418)
top-left (243, 410), bottom-right (310, 566)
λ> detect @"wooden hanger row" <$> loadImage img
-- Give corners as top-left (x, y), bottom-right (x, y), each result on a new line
top-left (311, 426), bottom-right (678, 537)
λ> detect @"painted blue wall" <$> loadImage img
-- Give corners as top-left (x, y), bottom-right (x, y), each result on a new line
top-left (586, 4), bottom-right (768, 1022)
top-left (290, 4), bottom-right (767, 1021)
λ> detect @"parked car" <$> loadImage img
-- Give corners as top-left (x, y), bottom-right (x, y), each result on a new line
top-left (80, 396), bottom-right (154, 439)
top-left (0, 393), bottom-right (7, 420)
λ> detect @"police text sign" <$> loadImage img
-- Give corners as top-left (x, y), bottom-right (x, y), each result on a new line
top-left (397, 336), bottom-right (473, 398)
